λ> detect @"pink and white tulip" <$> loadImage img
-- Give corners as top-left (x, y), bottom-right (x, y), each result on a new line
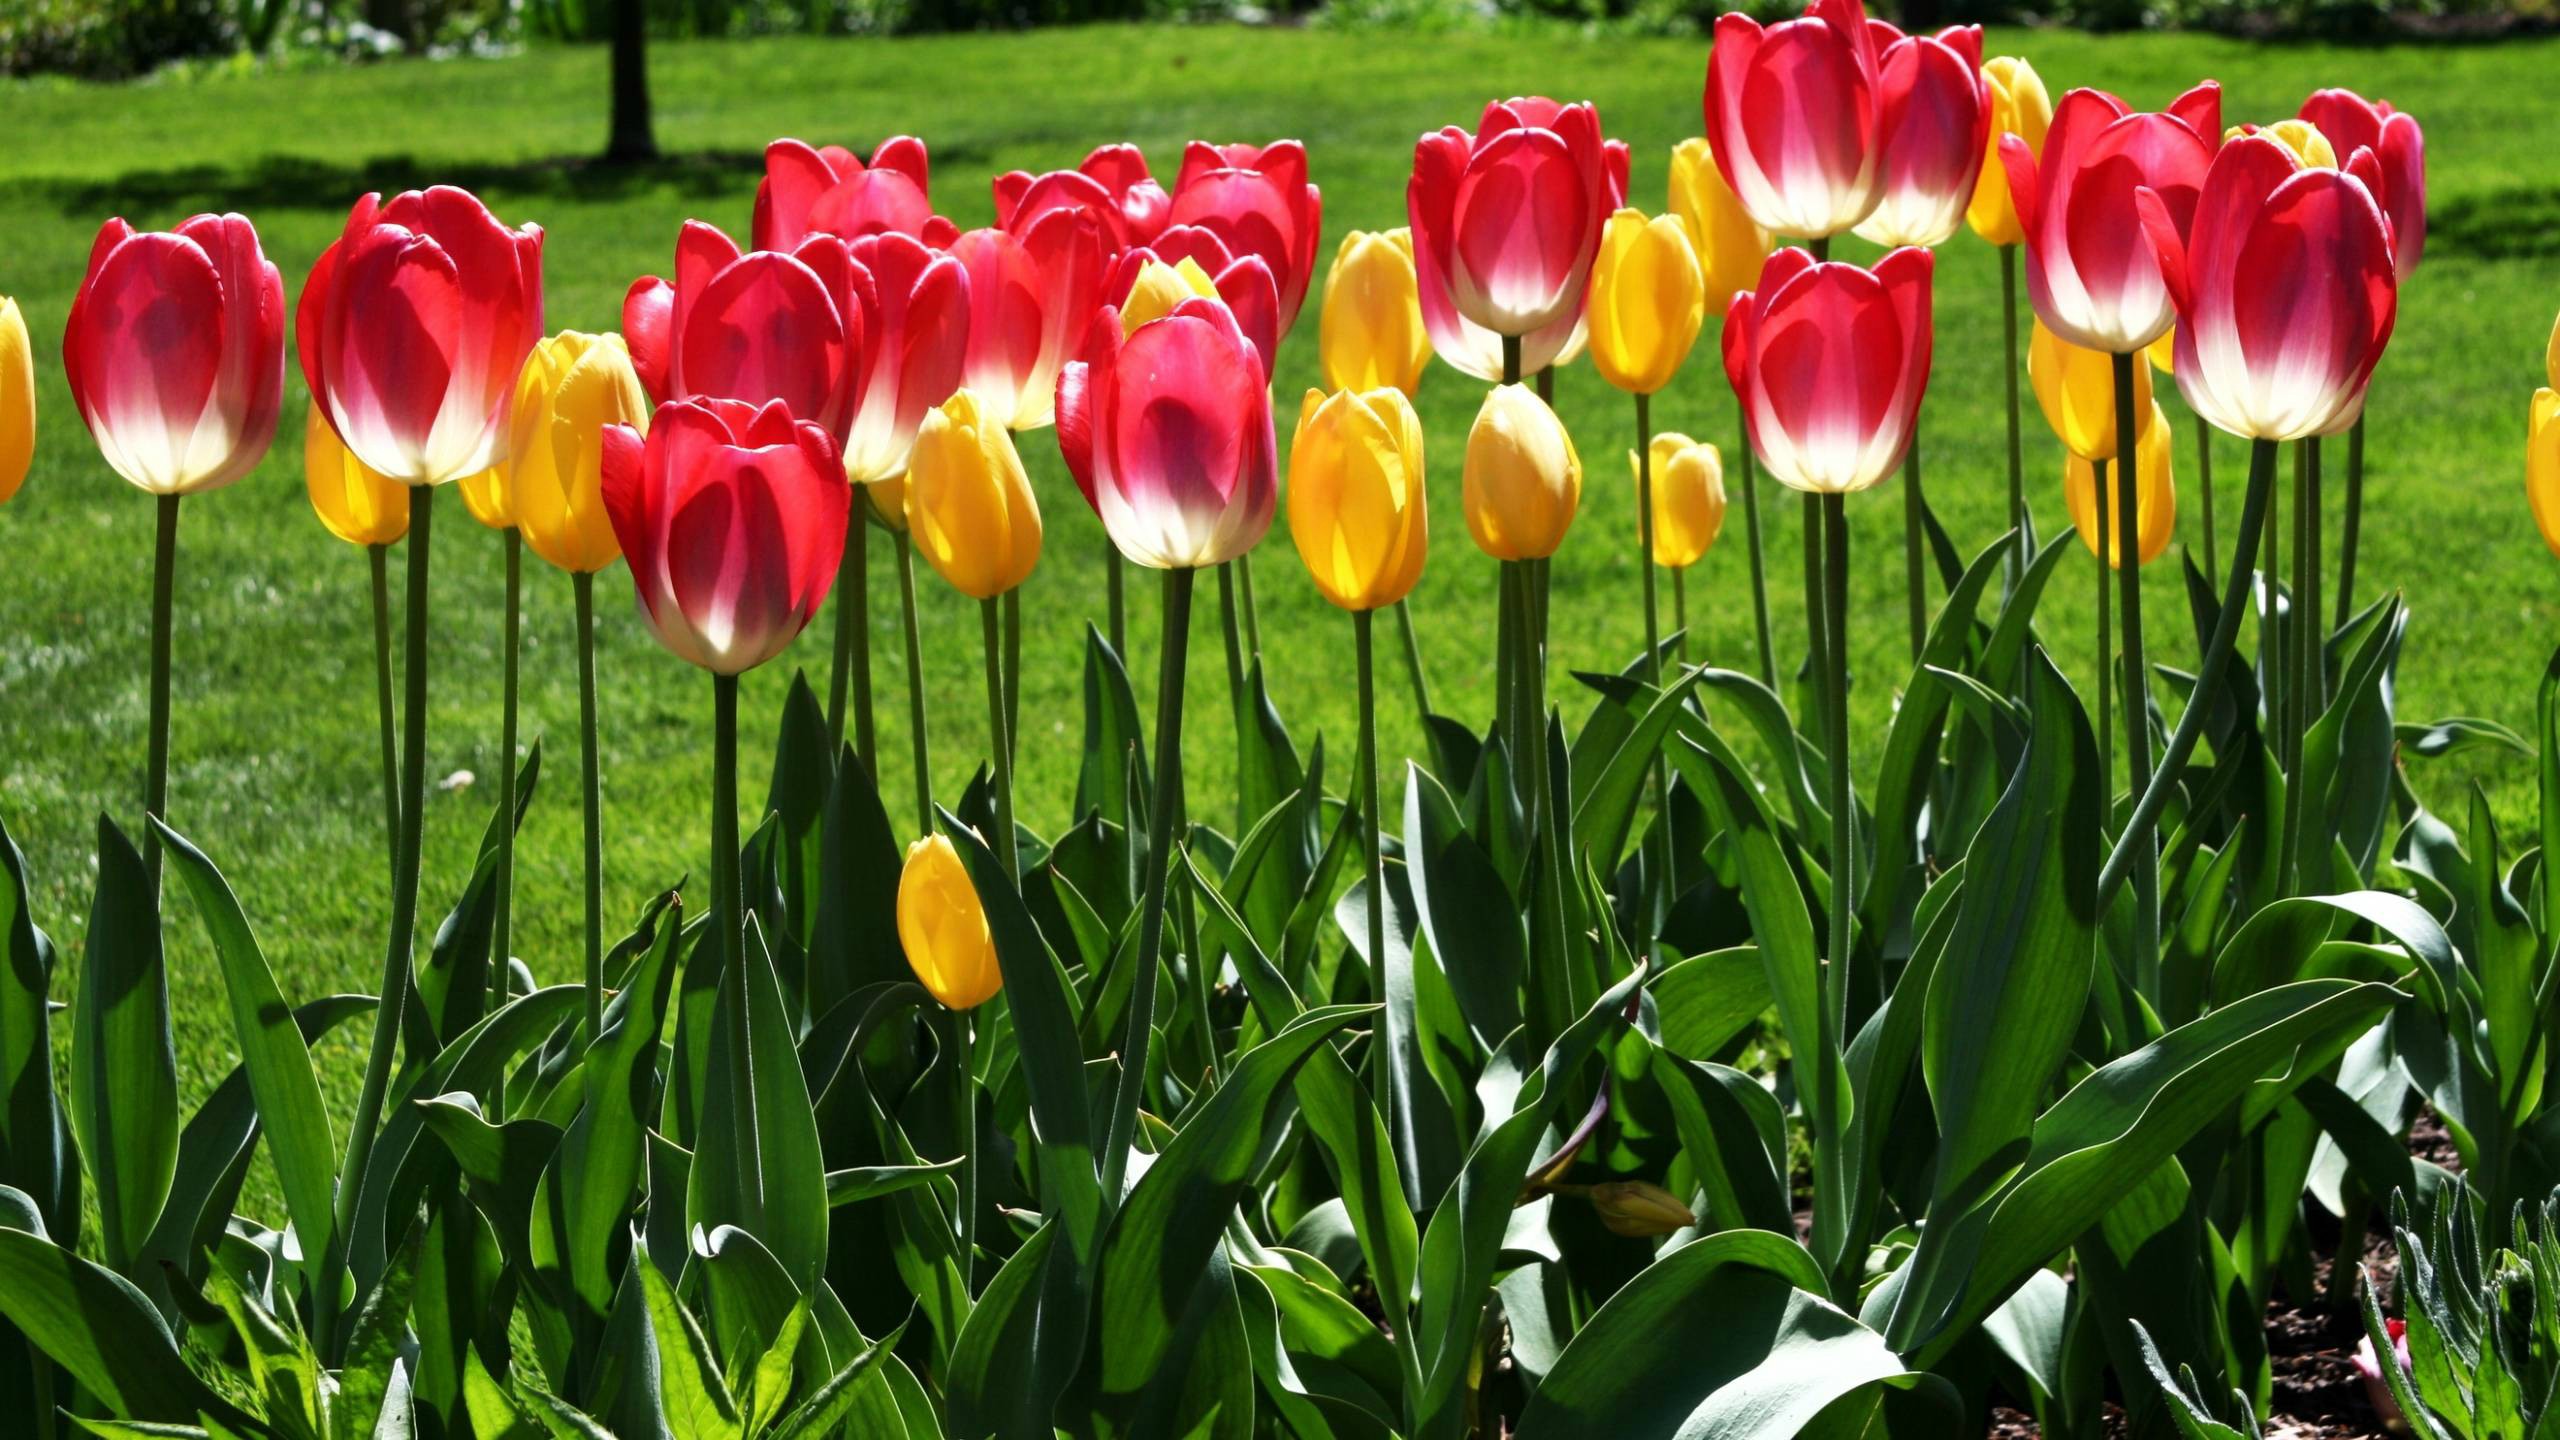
top-left (1703, 0), bottom-right (1885, 241)
top-left (755, 136), bottom-right (960, 251)
top-left (2297, 88), bottom-right (2425, 279)
top-left (1851, 22), bottom-right (1990, 249)
top-left (1167, 140), bottom-right (1322, 335)
top-left (621, 221), bottom-right (861, 445)
top-left (1998, 83), bottom-right (2220, 354)
top-left (1103, 227), bottom-right (1282, 378)
top-left (994, 143), bottom-right (1171, 251)
top-left (950, 210), bottom-right (1110, 432)
top-left (1721, 245), bottom-right (1934, 494)
top-left (842, 231), bottom-right (972, 483)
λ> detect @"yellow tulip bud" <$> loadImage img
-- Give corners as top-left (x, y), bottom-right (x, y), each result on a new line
top-left (304, 403), bottom-right (409, 548)
top-left (1288, 387), bottom-right (1428, 611)
top-left (511, 331), bottom-right (650, 575)
top-left (2531, 389), bottom-right (2560, 561)
top-left (2227, 118), bottom-right (2336, 170)
top-left (1633, 433), bottom-right (1725, 570)
top-left (0, 297), bottom-right (31, 507)
top-left (1319, 229), bottom-right (1430, 397)
top-left (1121, 257), bottom-right (1219, 336)
top-left (457, 461), bottom-right (512, 530)
top-left (2544, 310), bottom-right (2559, 392)
top-left (907, 389), bottom-right (1042, 600)
top-left (1667, 138), bottom-right (1772, 320)
top-left (2030, 320), bottom-right (2154, 463)
top-left (1588, 210), bottom-right (1708, 397)
top-left (897, 833), bottom-right (1003, 1011)
top-left (2146, 326), bottom-right (2175, 377)
top-left (866, 470), bottom-right (910, 534)
top-left (1464, 385), bottom-right (1581, 562)
top-left (1589, 1180), bottom-right (1695, 1238)
top-left (1968, 56), bottom-right (2054, 247)
top-left (2065, 400), bottom-right (2177, 570)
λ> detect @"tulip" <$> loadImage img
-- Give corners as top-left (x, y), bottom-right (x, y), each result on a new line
top-left (2298, 90), bottom-right (2424, 280)
top-left (1722, 247), bottom-right (1933, 495)
top-left (908, 389), bottom-right (1042, 602)
top-left (305, 403), bottom-right (409, 879)
top-left (950, 215), bottom-right (1109, 433)
top-left (1289, 388), bottom-right (1428, 612)
top-left (995, 143), bottom-right (1171, 249)
top-left (1668, 138), bottom-right (1773, 320)
top-left (1702, 0), bottom-right (1885, 241)
top-left (1108, 234), bottom-right (1281, 376)
top-left (1464, 384), bottom-right (1581, 562)
top-left (1588, 210), bottom-right (1708, 397)
top-left (1319, 229), bottom-right (1432, 396)
top-left (1410, 98), bottom-right (1628, 380)
top-left (1998, 83), bottom-right (2218, 355)
top-left (1589, 1180), bottom-right (1696, 1238)
top-left (2031, 319), bottom-right (2154, 462)
top-left (1167, 140), bottom-right (1322, 334)
top-left (1635, 434), bottom-right (1725, 571)
top-left (756, 135), bottom-right (958, 251)
top-left (1966, 55), bottom-right (2053, 247)
top-left (842, 232), bottom-right (971, 485)
top-left (898, 833), bottom-right (1003, 1010)
top-left (2530, 388), bottom-right (2560, 561)
top-left (2232, 118), bottom-right (2337, 170)
top-left (1853, 24), bottom-right (1991, 250)
top-left (2065, 400), bottom-right (2176, 568)
top-left (0, 298), bottom-right (26, 507)
top-left (2147, 328), bottom-right (2175, 375)
top-left (621, 222), bottom-right (859, 444)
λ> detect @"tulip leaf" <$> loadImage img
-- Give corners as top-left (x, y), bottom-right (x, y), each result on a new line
top-left (1233, 658), bottom-right (1306, 853)
top-left (69, 815), bottom-right (176, 1273)
top-left (1650, 946), bottom-right (1770, 1062)
top-left (811, 744), bottom-right (910, 1024)
top-left (1569, 659), bottom-right (1703, 873)
top-left (1075, 622), bottom-right (1151, 844)
top-left (947, 1220), bottom-right (1080, 1440)
top-left (0, 1225), bottom-right (259, 1430)
top-left (687, 917), bottom-right (830, 1289)
top-left (1685, 670), bottom-right (1828, 846)
top-left (764, 672), bottom-right (832, 962)
top-left (1864, 530), bottom-right (2014, 932)
top-left (1649, 1051), bottom-right (1790, 1234)
top-left (0, 809), bottom-right (71, 1245)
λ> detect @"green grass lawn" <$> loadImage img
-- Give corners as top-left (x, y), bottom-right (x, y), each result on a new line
top-left (3, 22), bottom-right (2555, 1119)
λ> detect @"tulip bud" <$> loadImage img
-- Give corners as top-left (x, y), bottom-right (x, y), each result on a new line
top-left (2065, 400), bottom-right (2176, 570)
top-left (2030, 320), bottom-right (2152, 463)
top-left (1667, 139), bottom-right (1772, 320)
top-left (867, 470), bottom-right (910, 535)
top-left (2146, 327), bottom-right (2175, 376)
top-left (457, 462), bottom-right (512, 531)
top-left (1633, 433), bottom-right (1725, 569)
top-left (305, 403), bottom-right (409, 549)
top-left (1464, 385), bottom-right (1581, 561)
top-left (2298, 89), bottom-right (2425, 281)
top-left (0, 297), bottom-right (30, 507)
top-left (511, 331), bottom-right (651, 575)
top-left (1588, 1180), bottom-right (1694, 1238)
top-left (1967, 56), bottom-right (2053, 248)
top-left (907, 389), bottom-right (1042, 601)
top-left (1588, 210), bottom-right (1707, 397)
top-left (1121, 256), bottom-right (1220, 336)
top-left (1854, 25), bottom-right (1993, 251)
top-left (1723, 248), bottom-right (1933, 495)
top-left (2544, 309), bottom-right (2559, 392)
top-left (1289, 388), bottom-right (1428, 611)
top-left (898, 833), bottom-right (1003, 1011)
top-left (2531, 389), bottom-right (2560, 561)
top-left (2228, 118), bottom-right (2335, 170)
top-left (1319, 230), bottom-right (1431, 397)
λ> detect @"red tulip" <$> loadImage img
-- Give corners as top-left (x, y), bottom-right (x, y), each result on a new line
top-left (2296, 89), bottom-right (2424, 279)
top-left (1852, 22), bottom-right (1990, 249)
top-left (1167, 140), bottom-right (1322, 335)
top-left (299, 186), bottom-right (544, 486)
top-left (756, 136), bottom-right (960, 252)
top-left (950, 209), bottom-right (1110, 432)
top-left (620, 221), bottom-right (861, 445)
top-left (599, 397), bottom-right (849, 675)
top-left (1054, 296), bottom-right (1276, 570)
top-left (993, 142), bottom-right (1171, 250)
top-left (1703, 0), bottom-right (1884, 241)
top-left (2155, 134), bottom-right (2397, 442)
top-left (64, 213), bottom-right (284, 496)
top-left (1721, 245), bottom-right (1934, 494)
top-left (1998, 83), bottom-right (2219, 354)
top-left (1408, 98), bottom-right (1627, 380)
top-left (1102, 227), bottom-right (1282, 378)
top-left (842, 231), bottom-right (971, 484)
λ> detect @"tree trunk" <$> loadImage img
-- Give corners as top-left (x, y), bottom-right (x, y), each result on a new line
top-left (604, 0), bottom-right (657, 164)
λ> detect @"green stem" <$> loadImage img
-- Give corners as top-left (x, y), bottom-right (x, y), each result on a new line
top-left (1496, 557), bottom-right (1518, 749)
top-left (143, 493), bottom-right (179, 884)
top-left (1636, 392), bottom-right (1672, 924)
top-left (1673, 564), bottom-right (1689, 669)
top-left (1394, 597), bottom-right (1434, 720)
top-left (897, 530), bottom-right (931, 837)
top-left (2285, 436), bottom-right (2323, 892)
top-left (2199, 415), bottom-right (2218, 580)
top-left (1803, 492), bottom-right (1828, 745)
top-left (575, 571), bottom-right (604, 1043)
top-left (1106, 544), bottom-right (1126, 658)
top-left (1356, 608), bottom-right (1383, 1007)
top-left (949, 1009), bottom-right (976, 1292)
top-left (2336, 413), bottom-right (2363, 629)
top-left (1237, 550), bottom-right (1264, 659)
top-left (1819, 491), bottom-right (1854, 1040)
top-left (1002, 587), bottom-right (1022, 770)
top-left (2002, 244), bottom-right (2027, 586)
top-left (1737, 422), bottom-right (1775, 688)
top-left (1100, 567), bottom-right (1195, 1207)
top-left (714, 670), bottom-right (741, 970)
top-left (1902, 425), bottom-right (1927, 660)
top-left (981, 597), bottom-right (1018, 884)
top-left (369, 542), bottom-right (398, 878)
top-left (1502, 334), bottom-right (1523, 387)
top-left (2096, 458), bottom-right (2113, 800)
top-left (831, 501), bottom-right (875, 772)
top-left (2114, 351), bottom-right (2159, 998)
top-left (494, 526), bottom-right (520, 995)
top-left (1218, 561), bottom-right (1248, 835)
top-left (1808, 236), bottom-right (1830, 262)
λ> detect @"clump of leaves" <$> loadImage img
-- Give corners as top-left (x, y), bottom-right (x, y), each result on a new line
top-left (2357, 1178), bottom-right (2560, 1438)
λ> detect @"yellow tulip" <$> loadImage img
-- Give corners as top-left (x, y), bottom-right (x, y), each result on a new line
top-left (0, 297), bottom-right (30, 507)
top-left (1967, 56), bottom-right (2055, 247)
top-left (868, 470), bottom-right (910, 534)
top-left (1319, 229), bottom-right (1431, 397)
top-left (907, 389), bottom-right (1042, 600)
top-left (897, 834), bottom-right (1003, 1011)
top-left (1464, 384), bottom-right (1581, 562)
top-left (457, 461), bottom-right (512, 530)
top-left (511, 331), bottom-right (650, 575)
top-left (1589, 1180), bottom-right (1696, 1239)
top-left (1666, 138), bottom-right (1772, 319)
top-left (1633, 433), bottom-right (1725, 569)
top-left (2065, 400), bottom-right (2177, 570)
top-left (1588, 210), bottom-right (1708, 397)
top-left (2030, 320), bottom-right (2154, 462)
top-left (304, 403), bottom-right (409, 548)
top-left (2544, 310), bottom-right (2559, 391)
top-left (1288, 387), bottom-right (1428, 611)
top-left (2532, 389), bottom-right (2560, 560)
top-left (1121, 256), bottom-right (1219, 336)
top-left (2146, 327), bottom-right (2175, 376)
top-left (2226, 118), bottom-right (2336, 170)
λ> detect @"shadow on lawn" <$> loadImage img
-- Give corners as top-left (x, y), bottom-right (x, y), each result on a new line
top-left (2428, 185), bottom-right (2560, 261)
top-left (29, 148), bottom-right (790, 219)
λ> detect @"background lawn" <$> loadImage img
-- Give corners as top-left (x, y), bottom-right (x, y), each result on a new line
top-left (2, 22), bottom-right (2555, 1122)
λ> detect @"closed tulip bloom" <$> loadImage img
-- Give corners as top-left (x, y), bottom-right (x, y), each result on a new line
top-left (1288, 387), bottom-right (1428, 611)
top-left (2531, 389), bottom-right (2560, 560)
top-left (456, 461), bottom-right (512, 529)
top-left (1721, 247), bottom-right (1934, 495)
top-left (994, 143), bottom-right (1172, 250)
top-left (2147, 327), bottom-right (2175, 375)
top-left (2064, 399), bottom-right (2176, 569)
top-left (68, 213), bottom-right (285, 496)
top-left (0, 297), bottom-right (29, 506)
top-left (1966, 56), bottom-right (2053, 247)
top-left (1998, 83), bottom-right (2219, 353)
top-left (843, 232), bottom-right (972, 485)
top-left (1589, 1180), bottom-right (1696, 1238)
top-left (304, 403), bottom-right (408, 547)
top-left (2298, 89), bottom-right (2424, 280)
top-left (1167, 140), bottom-right (1322, 334)
top-left (1319, 229), bottom-right (1432, 396)
top-left (2030, 319), bottom-right (2153, 461)
top-left (1055, 296), bottom-right (1277, 571)
top-left (2160, 135), bottom-right (2398, 442)
top-left (897, 834), bottom-right (1002, 1011)
top-left (1107, 233), bottom-right (1281, 375)
top-left (1410, 98), bottom-right (1628, 379)
top-left (950, 213), bottom-right (1109, 432)
top-left (1463, 384), bottom-right (1581, 560)
top-left (300, 188), bottom-right (543, 487)
top-left (1667, 138), bottom-right (1773, 319)
top-left (906, 389), bottom-right (1042, 600)
top-left (620, 222), bottom-right (859, 446)
top-left (510, 331), bottom-right (650, 575)
top-left (1589, 210), bottom-right (1708, 395)
top-left (756, 135), bottom-right (958, 251)
top-left (1703, 0), bottom-right (1885, 241)
top-left (1853, 23), bottom-right (1991, 249)
top-left (1634, 433), bottom-right (1725, 568)
top-left (598, 397), bottom-right (849, 674)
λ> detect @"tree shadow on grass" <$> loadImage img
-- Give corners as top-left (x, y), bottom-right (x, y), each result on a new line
top-left (2426, 185), bottom-right (2560, 263)
top-left (29, 148), bottom-right (777, 220)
